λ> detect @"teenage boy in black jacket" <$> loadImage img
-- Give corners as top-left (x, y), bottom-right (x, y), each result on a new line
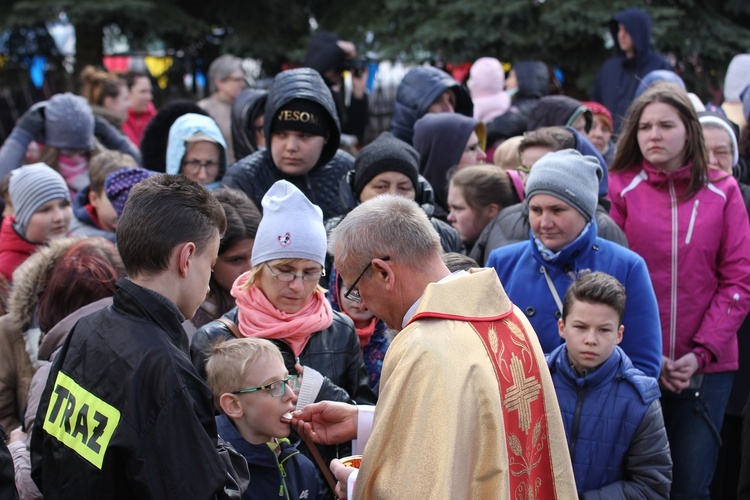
top-left (31, 175), bottom-right (249, 499)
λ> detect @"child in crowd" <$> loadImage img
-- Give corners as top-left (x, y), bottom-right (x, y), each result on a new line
top-left (0, 163), bottom-right (71, 282)
top-left (547, 271), bottom-right (672, 498)
top-left (207, 337), bottom-right (324, 500)
top-left (70, 150), bottom-right (137, 240)
top-left (100, 167), bottom-right (157, 232)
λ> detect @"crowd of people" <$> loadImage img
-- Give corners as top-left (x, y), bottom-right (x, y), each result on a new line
top-left (0, 7), bottom-right (749, 500)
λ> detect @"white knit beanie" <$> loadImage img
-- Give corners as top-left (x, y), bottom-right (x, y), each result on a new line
top-left (251, 180), bottom-right (327, 267)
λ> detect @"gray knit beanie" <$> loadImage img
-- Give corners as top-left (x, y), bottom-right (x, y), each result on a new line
top-left (251, 180), bottom-right (327, 267)
top-left (10, 163), bottom-right (71, 236)
top-left (353, 132), bottom-right (420, 198)
top-left (44, 93), bottom-right (95, 151)
top-left (525, 149), bottom-right (602, 221)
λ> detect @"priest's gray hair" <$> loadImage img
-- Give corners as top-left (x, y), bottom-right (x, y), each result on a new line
top-left (329, 195), bottom-right (441, 277)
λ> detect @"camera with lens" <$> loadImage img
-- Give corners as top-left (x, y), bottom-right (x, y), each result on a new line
top-left (342, 58), bottom-right (369, 77)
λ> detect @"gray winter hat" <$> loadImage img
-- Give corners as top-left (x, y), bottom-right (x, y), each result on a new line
top-left (251, 180), bottom-right (327, 267)
top-left (525, 149), bottom-right (602, 221)
top-left (44, 93), bottom-right (95, 151)
top-left (10, 163), bottom-right (71, 237)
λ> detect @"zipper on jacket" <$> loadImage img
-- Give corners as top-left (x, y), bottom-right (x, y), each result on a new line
top-left (668, 180), bottom-right (678, 360)
top-left (569, 387), bottom-right (586, 460)
top-left (685, 199), bottom-right (699, 244)
top-left (275, 448), bottom-right (294, 499)
top-left (277, 449), bottom-right (300, 499)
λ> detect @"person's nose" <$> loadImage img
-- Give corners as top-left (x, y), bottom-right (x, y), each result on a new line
top-left (196, 166), bottom-right (209, 181)
top-left (283, 381), bottom-right (296, 403)
top-left (447, 210), bottom-right (456, 223)
top-left (583, 329), bottom-right (597, 345)
top-left (476, 148), bottom-right (487, 163)
top-left (51, 206), bottom-right (64, 223)
top-left (708, 149), bottom-right (718, 166)
top-left (287, 275), bottom-right (305, 291)
top-left (540, 211), bottom-right (554, 228)
top-left (285, 136), bottom-right (299, 152)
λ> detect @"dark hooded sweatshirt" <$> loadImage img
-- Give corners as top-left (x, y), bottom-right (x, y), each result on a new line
top-left (592, 8), bottom-right (673, 132)
top-left (486, 61), bottom-right (549, 144)
top-left (222, 68), bottom-right (354, 222)
top-left (527, 95), bottom-right (593, 134)
top-left (412, 113), bottom-right (479, 219)
top-left (230, 89), bottom-right (268, 161)
top-left (390, 66), bottom-right (473, 145)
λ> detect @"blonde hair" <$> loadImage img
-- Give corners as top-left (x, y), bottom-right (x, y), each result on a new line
top-left (493, 136), bottom-right (523, 170)
top-left (239, 258), bottom-right (326, 294)
top-left (206, 337), bottom-right (283, 410)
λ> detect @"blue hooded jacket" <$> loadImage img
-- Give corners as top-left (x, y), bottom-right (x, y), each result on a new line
top-left (547, 345), bottom-right (661, 494)
top-left (390, 66), bottom-right (473, 145)
top-left (487, 220), bottom-right (662, 378)
top-left (592, 8), bottom-right (673, 131)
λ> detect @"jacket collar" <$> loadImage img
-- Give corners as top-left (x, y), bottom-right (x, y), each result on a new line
top-left (113, 278), bottom-right (189, 353)
top-left (549, 344), bottom-right (624, 391)
top-left (641, 159), bottom-right (694, 183)
top-left (529, 219), bottom-right (598, 268)
top-left (216, 414), bottom-right (297, 467)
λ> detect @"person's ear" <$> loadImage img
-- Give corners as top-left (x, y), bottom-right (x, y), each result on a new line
top-left (371, 257), bottom-right (395, 291)
top-left (219, 393), bottom-right (243, 418)
top-left (177, 242), bottom-right (196, 278)
top-left (485, 203), bottom-right (501, 219)
top-left (616, 325), bottom-right (624, 345)
top-left (89, 189), bottom-right (101, 208)
top-left (558, 318), bottom-right (566, 340)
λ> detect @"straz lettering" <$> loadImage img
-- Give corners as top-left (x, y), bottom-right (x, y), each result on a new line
top-left (276, 110), bottom-right (319, 125)
top-left (43, 371), bottom-right (120, 469)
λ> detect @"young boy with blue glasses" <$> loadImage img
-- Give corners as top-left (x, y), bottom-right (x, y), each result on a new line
top-left (207, 338), bottom-right (324, 500)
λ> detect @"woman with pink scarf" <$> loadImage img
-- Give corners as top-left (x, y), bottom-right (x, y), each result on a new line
top-left (191, 180), bottom-right (375, 488)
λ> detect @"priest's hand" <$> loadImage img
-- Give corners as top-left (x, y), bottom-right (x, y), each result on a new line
top-left (330, 458), bottom-right (357, 499)
top-left (292, 401), bottom-right (358, 445)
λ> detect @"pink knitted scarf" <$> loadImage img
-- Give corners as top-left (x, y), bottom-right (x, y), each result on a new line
top-left (231, 272), bottom-right (333, 356)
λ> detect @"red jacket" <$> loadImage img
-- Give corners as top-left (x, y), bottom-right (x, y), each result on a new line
top-left (122, 103), bottom-right (156, 147)
top-left (609, 161), bottom-right (750, 372)
top-left (0, 217), bottom-right (38, 282)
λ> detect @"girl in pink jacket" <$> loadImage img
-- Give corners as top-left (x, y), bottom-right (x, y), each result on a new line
top-left (608, 82), bottom-right (750, 499)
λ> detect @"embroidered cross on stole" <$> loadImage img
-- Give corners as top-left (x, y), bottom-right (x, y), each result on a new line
top-left (471, 315), bottom-right (558, 499)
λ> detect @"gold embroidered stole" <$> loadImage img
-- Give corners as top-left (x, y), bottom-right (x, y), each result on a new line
top-left (410, 310), bottom-right (558, 499)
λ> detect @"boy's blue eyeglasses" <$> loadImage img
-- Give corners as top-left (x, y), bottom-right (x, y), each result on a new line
top-left (231, 374), bottom-right (300, 398)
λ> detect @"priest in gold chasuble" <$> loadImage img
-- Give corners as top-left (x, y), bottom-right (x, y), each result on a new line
top-left (300, 195), bottom-right (576, 499)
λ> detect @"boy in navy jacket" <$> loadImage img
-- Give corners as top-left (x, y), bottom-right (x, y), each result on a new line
top-left (207, 338), bottom-right (324, 500)
top-left (547, 271), bottom-right (672, 498)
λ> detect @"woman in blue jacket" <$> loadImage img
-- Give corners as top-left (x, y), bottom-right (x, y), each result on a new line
top-left (487, 149), bottom-right (662, 378)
